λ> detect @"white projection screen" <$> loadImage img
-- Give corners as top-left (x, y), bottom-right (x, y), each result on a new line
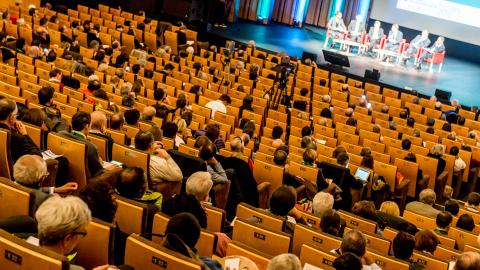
top-left (370, 0), bottom-right (480, 45)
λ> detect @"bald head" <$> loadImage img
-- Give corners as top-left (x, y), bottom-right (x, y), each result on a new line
top-left (110, 113), bottom-right (124, 130)
top-left (454, 252), bottom-right (480, 270)
top-left (13, 155), bottom-right (47, 187)
top-left (230, 137), bottom-right (244, 153)
top-left (90, 111), bottom-right (107, 132)
top-left (142, 106), bottom-right (156, 121)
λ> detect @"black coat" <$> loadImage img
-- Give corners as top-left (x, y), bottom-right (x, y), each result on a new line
top-left (221, 157), bottom-right (259, 207)
top-left (0, 123), bottom-right (42, 163)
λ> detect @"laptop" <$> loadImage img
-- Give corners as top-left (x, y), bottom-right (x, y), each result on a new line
top-left (354, 167), bottom-right (371, 183)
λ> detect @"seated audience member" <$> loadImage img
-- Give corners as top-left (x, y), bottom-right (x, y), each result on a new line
top-left (393, 232), bottom-right (425, 270)
top-left (453, 252), bottom-right (480, 270)
top-left (186, 172), bottom-right (213, 203)
top-left (465, 192), bottom-right (480, 213)
top-left (35, 196), bottom-right (118, 269)
top-left (427, 144), bottom-right (447, 176)
top-left (405, 189), bottom-right (440, 219)
top-left (377, 201), bottom-right (417, 235)
top-left (59, 111), bottom-right (105, 177)
top-left (0, 98), bottom-right (42, 162)
top-left (173, 117), bottom-right (189, 147)
top-left (445, 199), bottom-right (460, 216)
top-left (320, 209), bottom-right (342, 237)
top-left (162, 213), bottom-right (223, 270)
top-left (13, 155), bottom-right (78, 209)
top-left (401, 139), bottom-right (412, 151)
top-left (292, 88), bottom-right (309, 112)
top-left (195, 123), bottom-right (225, 150)
top-left (414, 229), bottom-right (439, 255)
top-left (221, 137), bottom-right (260, 207)
top-left (124, 109), bottom-right (141, 126)
top-left (269, 186), bottom-right (307, 234)
top-left (267, 253), bottom-right (302, 270)
top-left (134, 131), bottom-right (183, 197)
top-left (116, 167), bottom-right (162, 209)
top-left (312, 192), bottom-right (335, 218)
top-left (333, 252), bottom-right (363, 270)
top-left (80, 180), bottom-right (117, 223)
top-left (141, 106), bottom-right (163, 140)
top-left (332, 229), bottom-right (381, 270)
top-left (110, 113), bottom-right (125, 130)
top-left (89, 111), bottom-right (114, 161)
top-left (456, 214), bottom-right (475, 232)
top-left (205, 94), bottom-right (231, 119)
top-left (450, 146), bottom-right (466, 173)
top-left (434, 211), bottom-right (453, 235)
top-left (199, 142), bottom-right (229, 184)
top-left (351, 200), bottom-right (384, 230)
top-left (37, 86), bottom-right (68, 132)
top-left (271, 126), bottom-right (284, 148)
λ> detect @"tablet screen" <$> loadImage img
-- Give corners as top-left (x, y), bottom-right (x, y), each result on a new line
top-left (355, 168), bottom-right (371, 183)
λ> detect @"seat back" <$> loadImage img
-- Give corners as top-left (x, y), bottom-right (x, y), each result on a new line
top-left (292, 224), bottom-right (342, 256)
top-left (338, 210), bottom-right (377, 234)
top-left (433, 245), bottom-right (462, 262)
top-left (226, 241), bottom-right (272, 270)
top-left (253, 160), bottom-right (284, 194)
top-left (0, 177), bottom-right (35, 218)
top-left (299, 244), bottom-right (337, 270)
top-left (288, 162), bottom-right (318, 183)
top-left (47, 132), bottom-right (89, 189)
top-left (0, 129), bottom-right (13, 179)
top-left (115, 196), bottom-right (148, 235)
top-left (125, 234), bottom-right (204, 270)
top-left (202, 203), bottom-right (226, 233)
top-left (448, 227), bottom-right (479, 250)
top-left (366, 250), bottom-right (409, 270)
top-left (411, 251), bottom-right (449, 270)
top-left (236, 203), bottom-right (285, 232)
top-left (88, 134), bottom-right (109, 161)
top-left (0, 229), bottom-right (69, 270)
top-left (403, 210), bottom-right (436, 230)
top-left (111, 143), bottom-right (150, 183)
top-left (394, 158), bottom-right (418, 197)
top-left (76, 219), bottom-right (115, 269)
top-left (232, 218), bottom-right (291, 256)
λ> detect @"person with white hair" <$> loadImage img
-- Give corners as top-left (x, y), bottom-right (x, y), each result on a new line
top-left (186, 172), bottom-right (213, 202)
top-left (405, 189), bottom-right (440, 218)
top-left (186, 46), bottom-right (195, 54)
top-left (267, 253), bottom-right (302, 270)
top-left (13, 155), bottom-right (78, 209)
top-left (453, 251), bottom-right (480, 270)
top-left (312, 192), bottom-right (335, 217)
top-left (34, 196), bottom-right (117, 270)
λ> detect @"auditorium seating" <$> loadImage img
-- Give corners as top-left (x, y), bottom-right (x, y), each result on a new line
top-left (0, 3), bottom-right (479, 269)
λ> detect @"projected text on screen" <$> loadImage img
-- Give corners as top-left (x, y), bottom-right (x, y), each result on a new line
top-left (397, 0), bottom-right (480, 28)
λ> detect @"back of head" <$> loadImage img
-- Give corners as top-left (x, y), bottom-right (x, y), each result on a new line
top-left (194, 136), bottom-right (210, 149)
top-left (445, 199), bottom-right (460, 216)
top-left (270, 186), bottom-right (296, 217)
top-left (80, 180), bottom-right (117, 223)
top-left (71, 111), bottom-right (91, 131)
top-left (162, 193), bottom-right (207, 229)
top-left (336, 152), bottom-right (350, 166)
top-left (90, 111), bottom-right (107, 131)
top-left (13, 154), bottom-right (47, 187)
top-left (186, 172), bottom-right (213, 202)
top-left (35, 196), bottom-right (92, 245)
top-left (205, 124), bottom-right (220, 142)
top-left (110, 113), bottom-right (124, 130)
top-left (351, 201), bottom-right (376, 221)
top-left (124, 109), bottom-right (140, 125)
top-left (393, 232), bottom-right (416, 260)
top-left (312, 192), bottom-right (334, 217)
top-left (340, 229), bottom-right (367, 257)
top-left (116, 167), bottom-right (146, 199)
top-left (267, 253), bottom-right (302, 270)
top-left (456, 214), bottom-right (475, 232)
top-left (320, 209), bottom-right (341, 236)
top-left (454, 252), bottom-right (480, 270)
top-left (0, 98), bottom-right (17, 121)
top-left (333, 252), bottom-right (362, 270)
top-left (467, 192), bottom-right (480, 207)
top-left (380, 201), bottom-right (400, 217)
top-left (436, 211), bottom-right (453, 229)
top-left (38, 86), bottom-right (55, 105)
top-left (134, 131), bottom-right (154, 151)
top-left (199, 142), bottom-right (217, 161)
top-left (273, 149), bottom-right (288, 166)
top-left (414, 229), bottom-right (439, 253)
top-left (166, 213), bottom-right (201, 249)
top-left (419, 189), bottom-right (436, 205)
top-left (401, 139), bottom-right (412, 150)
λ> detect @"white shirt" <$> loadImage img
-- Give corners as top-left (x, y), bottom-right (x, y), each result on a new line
top-left (354, 21), bottom-right (361, 34)
top-left (205, 100), bottom-right (227, 119)
top-left (149, 155), bottom-right (183, 183)
top-left (454, 157), bottom-right (466, 172)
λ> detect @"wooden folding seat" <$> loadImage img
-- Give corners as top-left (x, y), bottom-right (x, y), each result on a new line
top-left (464, 244), bottom-right (480, 253)
top-left (0, 129), bottom-right (13, 179)
top-left (87, 134), bottom-right (109, 161)
top-left (338, 210), bottom-right (377, 234)
top-left (434, 245), bottom-right (461, 262)
top-left (236, 203), bottom-right (284, 232)
top-left (411, 251), bottom-right (449, 270)
top-left (292, 224), bottom-right (341, 255)
top-left (111, 143), bottom-right (149, 177)
top-left (232, 218), bottom-right (291, 257)
top-left (0, 229), bottom-right (69, 269)
top-left (299, 244), bottom-right (337, 270)
top-left (366, 250), bottom-right (409, 270)
top-left (365, 82), bottom-right (381, 93)
top-left (178, 144), bottom-right (199, 157)
top-left (288, 161), bottom-right (318, 184)
top-left (125, 234), bottom-right (205, 270)
top-left (203, 203), bottom-right (226, 233)
top-left (226, 241), bottom-right (272, 270)
top-left (403, 211), bottom-right (436, 230)
top-left (394, 158), bottom-right (418, 197)
top-left (24, 122), bottom-right (43, 149)
top-left (116, 196), bottom-right (149, 235)
top-left (384, 96), bottom-right (401, 108)
top-left (373, 161), bottom-right (397, 193)
top-left (448, 227), bottom-right (479, 250)
top-left (363, 138), bottom-right (385, 153)
top-left (0, 63), bottom-right (15, 77)
top-left (343, 227), bottom-right (390, 254)
top-left (337, 130), bottom-right (360, 145)
top-left (47, 132), bottom-right (89, 189)
top-left (76, 219), bottom-right (115, 269)
top-left (0, 177), bottom-right (35, 218)
top-left (340, 142), bottom-right (362, 156)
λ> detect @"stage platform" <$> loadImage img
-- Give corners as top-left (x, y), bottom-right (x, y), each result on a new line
top-left (209, 21), bottom-right (480, 107)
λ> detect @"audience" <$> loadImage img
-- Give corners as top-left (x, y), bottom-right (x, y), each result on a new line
top-left (393, 232), bottom-right (425, 270)
top-left (405, 189), bottom-right (440, 219)
top-left (116, 166), bottom-right (162, 208)
top-left (456, 214), bottom-right (475, 232)
top-left (434, 211), bottom-right (453, 235)
top-left (320, 209), bottom-right (342, 237)
top-left (414, 229), bottom-right (439, 254)
top-left (267, 253), bottom-right (302, 270)
top-left (332, 229), bottom-right (381, 270)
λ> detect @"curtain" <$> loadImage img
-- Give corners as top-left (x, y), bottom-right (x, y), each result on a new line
top-left (342, 0), bottom-right (361, 26)
top-left (238, 0), bottom-right (260, 21)
top-left (271, 0), bottom-right (295, 25)
top-left (305, 0), bottom-right (331, 27)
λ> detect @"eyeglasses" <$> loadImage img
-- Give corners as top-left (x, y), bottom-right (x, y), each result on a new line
top-left (70, 231), bottom-right (87, 238)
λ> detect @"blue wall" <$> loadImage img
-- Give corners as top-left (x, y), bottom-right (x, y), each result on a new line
top-left (367, 19), bottom-right (480, 64)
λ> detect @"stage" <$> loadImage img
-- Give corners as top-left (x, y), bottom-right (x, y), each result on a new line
top-left (208, 21), bottom-right (480, 107)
